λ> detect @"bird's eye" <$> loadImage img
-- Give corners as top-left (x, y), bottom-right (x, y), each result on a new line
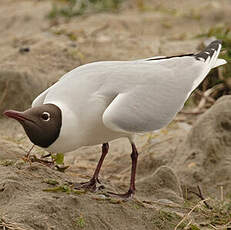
top-left (41, 112), bottom-right (50, 121)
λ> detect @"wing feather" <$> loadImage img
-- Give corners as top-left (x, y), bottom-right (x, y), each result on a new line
top-left (102, 40), bottom-right (226, 133)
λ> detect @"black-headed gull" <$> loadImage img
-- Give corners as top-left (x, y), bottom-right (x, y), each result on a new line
top-left (4, 40), bottom-right (226, 198)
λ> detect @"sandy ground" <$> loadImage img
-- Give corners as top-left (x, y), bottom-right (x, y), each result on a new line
top-left (0, 0), bottom-right (231, 229)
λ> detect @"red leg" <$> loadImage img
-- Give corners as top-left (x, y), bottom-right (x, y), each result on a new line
top-left (92, 142), bottom-right (109, 181)
top-left (108, 142), bottom-right (138, 198)
top-left (129, 143), bottom-right (138, 194)
top-left (74, 143), bottom-right (109, 191)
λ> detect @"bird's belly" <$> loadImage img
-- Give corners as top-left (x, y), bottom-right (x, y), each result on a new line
top-left (80, 121), bottom-right (127, 146)
top-left (46, 124), bottom-right (125, 153)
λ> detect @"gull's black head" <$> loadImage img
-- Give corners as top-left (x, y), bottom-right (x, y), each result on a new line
top-left (4, 104), bottom-right (62, 148)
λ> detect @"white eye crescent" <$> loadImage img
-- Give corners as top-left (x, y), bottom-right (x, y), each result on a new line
top-left (41, 112), bottom-right (50, 121)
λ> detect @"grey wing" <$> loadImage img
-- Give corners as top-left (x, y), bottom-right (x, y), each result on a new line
top-left (102, 76), bottom-right (192, 133)
top-left (102, 40), bottom-right (224, 133)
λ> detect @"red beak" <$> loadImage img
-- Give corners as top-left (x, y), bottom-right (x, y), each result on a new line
top-left (3, 110), bottom-right (27, 122)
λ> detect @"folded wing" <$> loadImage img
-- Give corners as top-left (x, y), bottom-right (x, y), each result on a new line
top-left (103, 40), bottom-right (226, 133)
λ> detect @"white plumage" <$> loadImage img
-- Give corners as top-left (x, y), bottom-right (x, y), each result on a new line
top-left (32, 40), bottom-right (226, 153)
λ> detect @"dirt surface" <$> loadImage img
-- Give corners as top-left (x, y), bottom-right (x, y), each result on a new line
top-left (1, 0), bottom-right (231, 229)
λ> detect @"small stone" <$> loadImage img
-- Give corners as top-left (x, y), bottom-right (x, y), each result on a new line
top-left (19, 47), bottom-right (30, 53)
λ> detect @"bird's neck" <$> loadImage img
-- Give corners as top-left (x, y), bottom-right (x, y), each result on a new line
top-left (45, 102), bottom-right (83, 153)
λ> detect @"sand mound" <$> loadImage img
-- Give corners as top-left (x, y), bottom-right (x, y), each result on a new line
top-left (170, 95), bottom-right (231, 197)
top-left (137, 166), bottom-right (183, 204)
top-left (0, 162), bottom-right (185, 230)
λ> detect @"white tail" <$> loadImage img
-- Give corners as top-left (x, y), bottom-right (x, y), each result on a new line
top-left (213, 58), bottom-right (227, 68)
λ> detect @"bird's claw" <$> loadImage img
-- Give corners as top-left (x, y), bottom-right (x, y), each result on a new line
top-left (107, 189), bottom-right (134, 199)
top-left (69, 178), bottom-right (104, 192)
top-left (22, 154), bottom-right (55, 167)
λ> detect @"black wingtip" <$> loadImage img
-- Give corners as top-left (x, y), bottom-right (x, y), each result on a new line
top-left (146, 40), bottom-right (222, 62)
top-left (209, 39), bottom-right (222, 46)
top-left (195, 39), bottom-right (222, 61)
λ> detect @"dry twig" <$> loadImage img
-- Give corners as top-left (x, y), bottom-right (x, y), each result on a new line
top-left (174, 199), bottom-right (209, 230)
top-left (189, 185), bottom-right (212, 209)
top-left (22, 145), bottom-right (35, 165)
top-left (209, 221), bottom-right (231, 230)
top-left (0, 217), bottom-right (27, 230)
top-left (29, 155), bottom-right (55, 167)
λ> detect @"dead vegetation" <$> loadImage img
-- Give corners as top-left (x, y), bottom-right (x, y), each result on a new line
top-left (0, 217), bottom-right (28, 230)
top-left (48, 0), bottom-right (123, 18)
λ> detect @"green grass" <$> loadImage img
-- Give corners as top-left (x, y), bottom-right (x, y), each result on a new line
top-left (178, 197), bottom-right (231, 229)
top-left (48, 0), bottom-right (123, 18)
top-left (76, 216), bottom-right (86, 228)
top-left (0, 159), bottom-right (15, 166)
top-left (43, 178), bottom-right (59, 185)
top-left (152, 210), bottom-right (186, 229)
top-left (206, 200), bottom-right (231, 226)
top-left (43, 183), bottom-right (86, 195)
